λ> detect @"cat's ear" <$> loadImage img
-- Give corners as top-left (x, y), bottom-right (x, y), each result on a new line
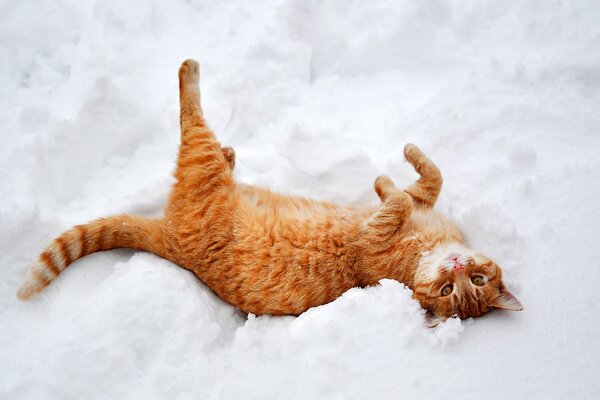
top-left (424, 310), bottom-right (447, 328)
top-left (490, 289), bottom-right (523, 311)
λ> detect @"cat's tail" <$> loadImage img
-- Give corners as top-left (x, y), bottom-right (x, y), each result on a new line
top-left (17, 215), bottom-right (167, 300)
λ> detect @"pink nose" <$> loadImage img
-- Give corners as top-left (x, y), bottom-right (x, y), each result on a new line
top-left (452, 256), bottom-right (465, 271)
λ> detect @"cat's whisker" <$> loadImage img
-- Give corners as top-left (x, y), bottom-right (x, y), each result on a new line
top-left (481, 297), bottom-right (497, 314)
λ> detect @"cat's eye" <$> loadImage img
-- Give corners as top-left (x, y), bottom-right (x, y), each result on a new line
top-left (471, 275), bottom-right (485, 286)
top-left (441, 284), bottom-right (453, 296)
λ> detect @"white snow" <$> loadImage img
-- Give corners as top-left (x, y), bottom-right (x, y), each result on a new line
top-left (1, 1), bottom-right (600, 399)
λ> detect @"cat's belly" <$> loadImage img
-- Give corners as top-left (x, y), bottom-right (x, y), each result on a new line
top-left (199, 239), bottom-right (359, 315)
top-left (238, 183), bottom-right (370, 220)
top-left (192, 197), bottom-right (365, 315)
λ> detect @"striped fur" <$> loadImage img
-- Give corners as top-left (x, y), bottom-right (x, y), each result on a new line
top-left (17, 59), bottom-right (522, 325)
top-left (17, 215), bottom-right (164, 300)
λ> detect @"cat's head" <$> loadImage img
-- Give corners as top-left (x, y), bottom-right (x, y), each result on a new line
top-left (412, 242), bottom-right (523, 327)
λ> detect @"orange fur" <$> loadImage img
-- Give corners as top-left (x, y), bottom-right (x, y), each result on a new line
top-left (17, 60), bottom-right (522, 324)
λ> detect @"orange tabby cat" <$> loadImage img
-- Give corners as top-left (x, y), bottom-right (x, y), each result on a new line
top-left (17, 59), bottom-right (523, 326)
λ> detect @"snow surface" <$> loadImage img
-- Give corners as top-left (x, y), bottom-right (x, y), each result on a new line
top-left (1, 1), bottom-right (600, 399)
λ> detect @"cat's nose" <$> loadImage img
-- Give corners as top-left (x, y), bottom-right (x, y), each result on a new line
top-left (452, 257), bottom-right (465, 272)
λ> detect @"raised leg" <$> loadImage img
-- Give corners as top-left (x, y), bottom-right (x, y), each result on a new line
top-left (365, 175), bottom-right (414, 241)
top-left (165, 60), bottom-right (237, 259)
top-left (179, 59), bottom-right (204, 130)
top-left (173, 59), bottom-right (232, 188)
top-left (353, 176), bottom-right (414, 287)
top-left (178, 59), bottom-right (235, 172)
top-left (403, 144), bottom-right (442, 208)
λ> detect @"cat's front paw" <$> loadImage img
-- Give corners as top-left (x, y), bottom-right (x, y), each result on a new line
top-left (403, 143), bottom-right (424, 165)
top-left (374, 175), bottom-right (397, 202)
top-left (179, 59), bottom-right (199, 88)
top-left (404, 142), bottom-right (441, 181)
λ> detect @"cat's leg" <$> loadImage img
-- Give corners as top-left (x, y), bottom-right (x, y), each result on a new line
top-left (222, 146), bottom-right (235, 171)
top-left (177, 58), bottom-right (235, 171)
top-left (178, 59), bottom-right (204, 130)
top-left (365, 175), bottom-right (414, 241)
top-left (403, 144), bottom-right (442, 208)
top-left (165, 60), bottom-right (237, 259)
top-left (172, 59), bottom-right (233, 188)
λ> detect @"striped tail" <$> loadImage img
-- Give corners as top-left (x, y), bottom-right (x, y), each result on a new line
top-left (17, 215), bottom-right (166, 300)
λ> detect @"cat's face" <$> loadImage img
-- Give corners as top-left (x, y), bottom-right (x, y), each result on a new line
top-left (412, 243), bottom-right (523, 327)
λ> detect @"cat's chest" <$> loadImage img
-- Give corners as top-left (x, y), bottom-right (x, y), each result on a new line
top-left (404, 209), bottom-right (462, 245)
top-left (409, 209), bottom-right (447, 230)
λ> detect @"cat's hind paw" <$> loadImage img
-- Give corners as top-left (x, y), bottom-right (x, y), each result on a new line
top-left (179, 59), bottom-right (199, 88)
top-left (222, 146), bottom-right (236, 171)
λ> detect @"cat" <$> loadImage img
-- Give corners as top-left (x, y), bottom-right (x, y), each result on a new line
top-left (17, 59), bottom-right (523, 327)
